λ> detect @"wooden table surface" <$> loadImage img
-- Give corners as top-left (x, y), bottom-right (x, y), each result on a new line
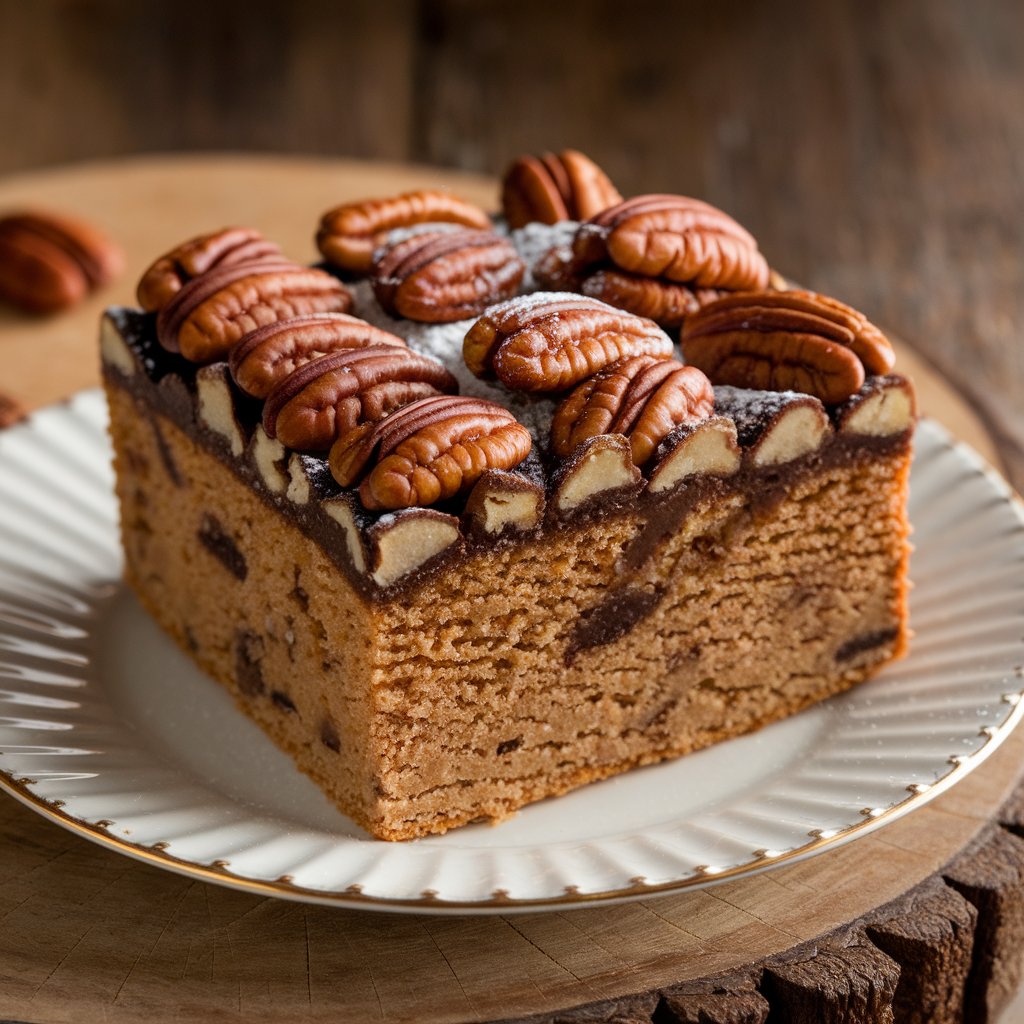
top-left (0, 156), bottom-right (1023, 1024)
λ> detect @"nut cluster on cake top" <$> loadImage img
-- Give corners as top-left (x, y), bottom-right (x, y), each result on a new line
top-left (132, 148), bottom-right (906, 517)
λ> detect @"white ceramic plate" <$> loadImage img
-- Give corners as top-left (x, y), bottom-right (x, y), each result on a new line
top-left (0, 390), bottom-right (1022, 914)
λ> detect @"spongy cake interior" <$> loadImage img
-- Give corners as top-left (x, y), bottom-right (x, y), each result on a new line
top-left (106, 379), bottom-right (910, 841)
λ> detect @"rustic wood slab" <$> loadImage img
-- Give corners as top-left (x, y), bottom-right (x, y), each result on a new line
top-left (0, 157), bottom-right (1021, 1024)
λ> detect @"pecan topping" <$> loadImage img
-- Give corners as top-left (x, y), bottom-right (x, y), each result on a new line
top-left (329, 395), bottom-right (533, 511)
top-left (0, 211), bottom-right (122, 314)
top-left (137, 227), bottom-right (282, 312)
top-left (681, 290), bottom-right (894, 404)
top-left (155, 261), bottom-right (352, 363)
top-left (372, 230), bottom-right (525, 322)
top-left (464, 293), bottom-right (674, 393)
top-left (502, 149), bottom-right (622, 228)
top-left (317, 190), bottom-right (492, 274)
top-left (264, 345), bottom-right (458, 450)
top-left (551, 356), bottom-right (714, 465)
top-left (581, 268), bottom-right (722, 329)
top-left (229, 312), bottom-right (407, 399)
top-left (573, 195), bottom-right (769, 290)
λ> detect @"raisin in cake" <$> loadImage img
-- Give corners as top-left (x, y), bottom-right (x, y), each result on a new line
top-left (100, 156), bottom-right (915, 841)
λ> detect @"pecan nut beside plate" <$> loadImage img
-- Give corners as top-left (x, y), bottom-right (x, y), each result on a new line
top-left (155, 261), bottom-right (352, 363)
top-left (317, 190), bottom-right (492, 275)
top-left (573, 194), bottom-right (770, 290)
top-left (229, 313), bottom-right (407, 399)
top-left (682, 290), bottom-right (895, 405)
top-left (372, 230), bottom-right (525, 323)
top-left (137, 227), bottom-right (282, 312)
top-left (464, 293), bottom-right (674, 393)
top-left (263, 345), bottom-right (458, 450)
top-left (329, 395), bottom-right (533, 511)
top-left (552, 355), bottom-right (715, 465)
top-left (502, 149), bottom-right (622, 228)
top-left (0, 210), bottom-right (122, 314)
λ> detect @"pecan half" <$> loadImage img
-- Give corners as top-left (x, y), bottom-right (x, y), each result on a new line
top-left (463, 293), bottom-right (674, 393)
top-left (502, 149), bottom-right (622, 228)
top-left (372, 230), bottom-right (525, 322)
top-left (329, 395), bottom-right (533, 510)
top-left (229, 312), bottom-right (407, 399)
top-left (137, 227), bottom-right (282, 312)
top-left (581, 268), bottom-right (722, 328)
top-left (264, 345), bottom-right (458, 450)
top-left (533, 245), bottom-right (585, 292)
top-left (0, 211), bottom-right (122, 314)
top-left (681, 290), bottom-right (894, 404)
top-left (317, 190), bottom-right (492, 274)
top-left (155, 261), bottom-right (352, 363)
top-left (551, 355), bottom-right (714, 465)
top-left (572, 194), bottom-right (769, 290)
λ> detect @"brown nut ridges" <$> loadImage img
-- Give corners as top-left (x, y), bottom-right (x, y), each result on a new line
top-left (573, 194), bottom-right (770, 290)
top-left (681, 290), bottom-right (895, 405)
top-left (0, 211), bottom-right (122, 314)
top-left (317, 190), bottom-right (492, 274)
top-left (502, 149), bottom-right (622, 228)
top-left (551, 356), bottom-right (714, 466)
top-left (372, 230), bottom-right (525, 322)
top-left (329, 395), bottom-right (533, 511)
top-left (229, 313), bottom-right (407, 399)
top-left (137, 227), bottom-right (282, 312)
top-left (264, 345), bottom-right (458, 450)
top-left (463, 293), bottom-right (674, 393)
top-left (155, 260), bottom-right (352, 363)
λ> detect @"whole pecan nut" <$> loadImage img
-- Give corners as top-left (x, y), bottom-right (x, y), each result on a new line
top-left (137, 227), bottom-right (282, 312)
top-left (463, 293), bottom-right (674, 392)
top-left (229, 312), bottom-right (407, 398)
top-left (502, 149), bottom-right (622, 229)
top-left (580, 268), bottom-right (722, 328)
top-left (155, 261), bottom-right (352, 363)
top-left (681, 290), bottom-right (894, 404)
top-left (551, 355), bottom-right (714, 465)
top-left (372, 230), bottom-right (525, 322)
top-left (0, 211), bottom-right (122, 314)
top-left (263, 345), bottom-right (458, 450)
top-left (317, 190), bottom-right (492, 274)
top-left (329, 395), bottom-right (533, 510)
top-left (572, 194), bottom-right (770, 290)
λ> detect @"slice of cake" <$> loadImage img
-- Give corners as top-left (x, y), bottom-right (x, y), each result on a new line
top-left (101, 170), bottom-right (914, 841)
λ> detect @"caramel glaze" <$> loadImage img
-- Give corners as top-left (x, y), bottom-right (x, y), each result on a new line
top-left (101, 307), bottom-right (913, 645)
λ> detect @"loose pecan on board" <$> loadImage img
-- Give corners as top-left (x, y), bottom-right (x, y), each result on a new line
top-left (317, 190), bottom-right (492, 274)
top-left (372, 230), bottom-right (525, 322)
top-left (0, 211), bottom-right (122, 314)
top-left (329, 395), bottom-right (533, 510)
top-left (502, 150), bottom-right (622, 228)
top-left (463, 293), bottom-right (674, 392)
top-left (681, 290), bottom-right (895, 405)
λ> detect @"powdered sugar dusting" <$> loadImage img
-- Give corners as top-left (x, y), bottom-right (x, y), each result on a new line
top-left (510, 221), bottom-right (580, 290)
top-left (349, 280), bottom-right (557, 442)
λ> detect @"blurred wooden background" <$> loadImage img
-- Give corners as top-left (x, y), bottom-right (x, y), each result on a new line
top-left (1, 0), bottom-right (1022, 481)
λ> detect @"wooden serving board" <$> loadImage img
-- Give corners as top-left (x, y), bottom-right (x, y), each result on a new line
top-left (0, 156), bottom-right (1021, 1024)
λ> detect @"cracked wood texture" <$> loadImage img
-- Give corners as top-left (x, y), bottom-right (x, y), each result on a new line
top-left (0, 156), bottom-right (1021, 1024)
